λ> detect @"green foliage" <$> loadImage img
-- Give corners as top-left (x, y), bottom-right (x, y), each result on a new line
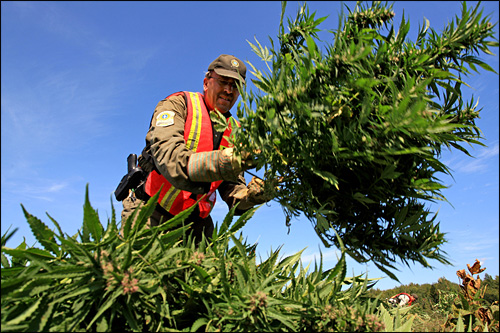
top-left (435, 289), bottom-right (460, 317)
top-left (443, 262), bottom-right (499, 332)
top-left (378, 303), bottom-right (416, 332)
top-left (483, 273), bottom-right (500, 305)
top-left (232, 1), bottom-right (499, 280)
top-left (367, 274), bottom-right (500, 332)
top-left (2, 2), bottom-right (498, 332)
top-left (2, 184), bottom-right (387, 332)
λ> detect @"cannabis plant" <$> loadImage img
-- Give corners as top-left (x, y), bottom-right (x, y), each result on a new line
top-left (231, 1), bottom-right (498, 279)
top-left (1, 185), bottom-right (385, 332)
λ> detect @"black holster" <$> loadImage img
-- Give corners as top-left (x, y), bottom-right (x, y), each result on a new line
top-left (114, 154), bottom-right (147, 201)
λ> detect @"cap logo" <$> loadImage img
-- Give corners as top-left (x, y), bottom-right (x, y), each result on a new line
top-left (231, 59), bottom-right (239, 68)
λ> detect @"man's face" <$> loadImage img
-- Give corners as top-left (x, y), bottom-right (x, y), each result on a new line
top-left (203, 72), bottom-right (241, 113)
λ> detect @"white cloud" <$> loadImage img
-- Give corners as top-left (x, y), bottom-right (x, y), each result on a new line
top-left (447, 228), bottom-right (499, 261)
top-left (1, 167), bottom-right (73, 202)
top-left (47, 182), bottom-right (68, 193)
top-left (449, 141), bottom-right (499, 174)
top-left (477, 141), bottom-right (499, 159)
top-left (296, 248), bottom-right (342, 266)
top-left (16, 180), bottom-right (68, 196)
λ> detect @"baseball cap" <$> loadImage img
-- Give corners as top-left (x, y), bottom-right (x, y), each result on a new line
top-left (208, 54), bottom-right (246, 84)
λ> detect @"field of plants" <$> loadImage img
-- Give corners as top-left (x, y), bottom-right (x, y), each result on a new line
top-left (2, 1), bottom-right (499, 331)
top-left (368, 264), bottom-right (499, 332)
top-left (1, 190), bottom-right (498, 331)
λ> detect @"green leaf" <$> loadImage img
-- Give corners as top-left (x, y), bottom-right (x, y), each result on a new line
top-left (1, 226), bottom-right (18, 248)
top-left (379, 304), bottom-right (394, 332)
top-left (54, 285), bottom-right (94, 304)
top-left (21, 204), bottom-right (60, 255)
top-left (210, 109), bottom-right (229, 132)
top-left (122, 302), bottom-right (140, 331)
top-left (331, 252), bottom-right (347, 294)
top-left (456, 312), bottom-right (465, 332)
top-left (1, 254), bottom-right (10, 268)
top-left (82, 183), bottom-right (104, 242)
top-left (123, 188), bottom-right (162, 239)
top-left (190, 318), bottom-right (208, 331)
top-left (214, 201), bottom-right (236, 239)
top-left (187, 262), bottom-right (211, 283)
top-left (2, 247), bottom-right (55, 263)
top-left (96, 315), bottom-right (109, 332)
top-left (36, 300), bottom-right (55, 332)
top-left (38, 266), bottom-right (90, 280)
top-left (374, 261), bottom-right (400, 283)
top-left (277, 249), bottom-right (304, 272)
top-left (5, 296), bottom-right (43, 325)
top-left (86, 288), bottom-right (123, 330)
top-left (352, 192), bottom-right (376, 206)
top-left (229, 205), bottom-right (257, 234)
top-left (398, 313), bottom-right (416, 332)
top-left (312, 169), bottom-right (338, 186)
top-left (380, 164), bottom-right (402, 180)
top-left (267, 310), bottom-right (297, 330)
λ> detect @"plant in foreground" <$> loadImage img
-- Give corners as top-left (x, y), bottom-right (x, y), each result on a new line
top-left (2, 185), bottom-right (394, 332)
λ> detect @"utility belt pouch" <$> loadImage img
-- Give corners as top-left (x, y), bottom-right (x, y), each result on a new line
top-left (114, 153), bottom-right (147, 201)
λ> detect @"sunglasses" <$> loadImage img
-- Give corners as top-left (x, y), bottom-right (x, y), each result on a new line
top-left (209, 76), bottom-right (240, 91)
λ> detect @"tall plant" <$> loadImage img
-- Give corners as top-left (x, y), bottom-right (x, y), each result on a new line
top-left (230, 1), bottom-right (498, 279)
top-left (443, 260), bottom-right (500, 332)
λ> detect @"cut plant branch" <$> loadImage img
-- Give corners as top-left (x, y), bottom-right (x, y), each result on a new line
top-left (229, 1), bottom-right (498, 280)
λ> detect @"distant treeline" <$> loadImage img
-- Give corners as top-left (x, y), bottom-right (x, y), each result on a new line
top-left (368, 273), bottom-right (499, 309)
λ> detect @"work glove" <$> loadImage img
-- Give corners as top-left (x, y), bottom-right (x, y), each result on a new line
top-left (187, 147), bottom-right (257, 183)
top-left (233, 176), bottom-right (275, 210)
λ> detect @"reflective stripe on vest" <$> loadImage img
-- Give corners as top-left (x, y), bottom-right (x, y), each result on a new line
top-left (145, 91), bottom-right (238, 218)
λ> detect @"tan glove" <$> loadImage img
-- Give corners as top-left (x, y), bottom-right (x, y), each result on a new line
top-left (187, 147), bottom-right (257, 183)
top-left (233, 176), bottom-right (275, 210)
top-left (239, 149), bottom-right (259, 170)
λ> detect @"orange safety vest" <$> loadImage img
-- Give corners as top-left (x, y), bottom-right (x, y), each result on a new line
top-left (144, 91), bottom-right (238, 219)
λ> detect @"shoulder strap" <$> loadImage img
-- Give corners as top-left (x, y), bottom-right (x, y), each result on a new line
top-left (139, 92), bottom-right (188, 173)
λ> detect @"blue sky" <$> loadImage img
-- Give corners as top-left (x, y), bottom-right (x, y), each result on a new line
top-left (2, 1), bottom-right (498, 291)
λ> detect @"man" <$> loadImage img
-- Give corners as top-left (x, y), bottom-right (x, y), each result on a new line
top-left (119, 54), bottom-right (269, 243)
top-left (387, 293), bottom-right (418, 307)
